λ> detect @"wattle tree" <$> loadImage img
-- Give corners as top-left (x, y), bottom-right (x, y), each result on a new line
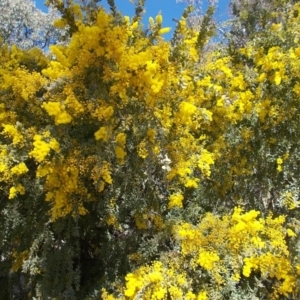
top-left (0, 0), bottom-right (299, 299)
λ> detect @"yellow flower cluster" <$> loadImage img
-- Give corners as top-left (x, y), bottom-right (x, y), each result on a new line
top-left (91, 161), bottom-right (113, 193)
top-left (115, 132), bottom-right (127, 165)
top-left (38, 6), bottom-right (217, 201)
top-left (175, 208), bottom-right (298, 298)
top-left (43, 164), bottom-right (86, 220)
top-left (94, 126), bottom-right (111, 142)
top-left (197, 250), bottom-right (220, 270)
top-left (29, 134), bottom-right (60, 162)
top-left (138, 138), bottom-right (151, 159)
top-left (9, 184), bottom-right (25, 199)
top-left (282, 191), bottom-right (300, 210)
top-left (0, 103), bottom-right (7, 124)
top-left (168, 193), bottom-right (184, 209)
top-left (42, 101), bottom-right (72, 125)
top-left (64, 86), bottom-right (84, 115)
top-left (102, 261), bottom-right (207, 300)
top-left (147, 128), bottom-right (156, 143)
top-left (10, 162), bottom-right (28, 176)
top-left (197, 150), bottom-right (214, 177)
top-left (92, 105), bottom-right (114, 121)
top-left (277, 157), bottom-right (283, 172)
top-left (2, 124), bottom-right (24, 145)
top-left (104, 207), bottom-right (299, 299)
top-left (7, 68), bottom-right (47, 101)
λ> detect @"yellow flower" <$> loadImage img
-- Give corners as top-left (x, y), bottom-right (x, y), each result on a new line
top-left (168, 193), bottom-right (184, 209)
top-left (186, 291), bottom-right (196, 299)
top-left (277, 157), bottom-right (283, 172)
top-left (137, 140), bottom-right (148, 158)
top-left (95, 126), bottom-right (110, 141)
top-left (2, 124), bottom-right (24, 145)
top-left (53, 18), bottom-right (67, 29)
top-left (10, 162), bottom-right (29, 176)
top-left (271, 23), bottom-right (282, 32)
top-left (158, 27), bottom-right (171, 35)
top-left (156, 14), bottom-right (163, 24)
top-left (185, 178), bottom-right (199, 188)
top-left (198, 150), bottom-right (214, 177)
top-left (115, 146), bottom-right (126, 160)
top-left (102, 106), bottom-right (114, 120)
top-left (49, 138), bottom-right (60, 152)
top-left (29, 135), bottom-right (51, 162)
top-left (287, 228), bottom-right (297, 237)
top-left (153, 287), bottom-right (167, 299)
top-left (197, 291), bottom-right (208, 300)
top-left (9, 186), bottom-right (17, 199)
top-left (116, 132), bottom-right (126, 147)
top-left (197, 250), bottom-right (220, 270)
top-left (99, 162), bottom-right (113, 185)
top-left (232, 273), bottom-right (241, 282)
top-left (130, 21), bottom-right (139, 30)
top-left (148, 271), bottom-right (163, 283)
top-left (274, 71), bottom-right (282, 85)
top-left (146, 129), bottom-right (156, 143)
top-left (55, 111), bottom-right (72, 125)
top-left (9, 184), bottom-right (25, 199)
top-left (242, 257), bottom-right (258, 277)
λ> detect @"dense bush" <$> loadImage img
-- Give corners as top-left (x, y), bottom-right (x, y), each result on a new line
top-left (0, 0), bottom-right (299, 299)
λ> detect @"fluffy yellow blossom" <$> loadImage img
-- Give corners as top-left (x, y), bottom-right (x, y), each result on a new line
top-left (178, 101), bottom-right (197, 125)
top-left (148, 271), bottom-right (163, 283)
top-left (197, 250), bottom-right (220, 270)
top-left (124, 15), bottom-right (130, 24)
top-left (10, 162), bottom-right (29, 176)
top-left (168, 193), bottom-right (184, 209)
top-left (2, 124), bottom-right (24, 145)
top-left (9, 184), bottom-right (25, 199)
top-left (124, 273), bottom-right (143, 297)
top-left (146, 128), bottom-right (156, 143)
top-left (158, 27), bottom-right (171, 35)
top-left (114, 133), bottom-right (127, 163)
top-left (286, 228), bottom-right (296, 237)
top-left (53, 18), bottom-right (67, 29)
top-left (156, 14), bottom-right (162, 25)
top-left (54, 111), bottom-right (73, 125)
top-left (48, 139), bottom-right (60, 152)
top-left (0, 162), bottom-right (7, 172)
top-left (115, 146), bottom-right (125, 158)
top-left (29, 135), bottom-right (51, 162)
top-left (137, 140), bottom-right (148, 158)
top-left (9, 186), bottom-right (17, 199)
top-left (198, 150), bottom-right (214, 177)
top-left (197, 291), bottom-right (208, 300)
top-left (116, 132), bottom-right (126, 147)
top-left (101, 163), bottom-right (113, 184)
top-left (131, 21), bottom-right (139, 30)
top-left (29, 134), bottom-right (59, 163)
top-left (277, 157), bottom-right (283, 172)
top-left (95, 126), bottom-right (110, 141)
top-left (185, 178), bottom-right (199, 188)
top-left (42, 102), bottom-right (72, 125)
top-left (101, 106), bottom-right (114, 120)
top-left (271, 23), bottom-right (282, 32)
top-left (36, 164), bottom-right (53, 177)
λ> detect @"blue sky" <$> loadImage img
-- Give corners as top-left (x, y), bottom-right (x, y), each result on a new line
top-left (35, 0), bottom-right (231, 39)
